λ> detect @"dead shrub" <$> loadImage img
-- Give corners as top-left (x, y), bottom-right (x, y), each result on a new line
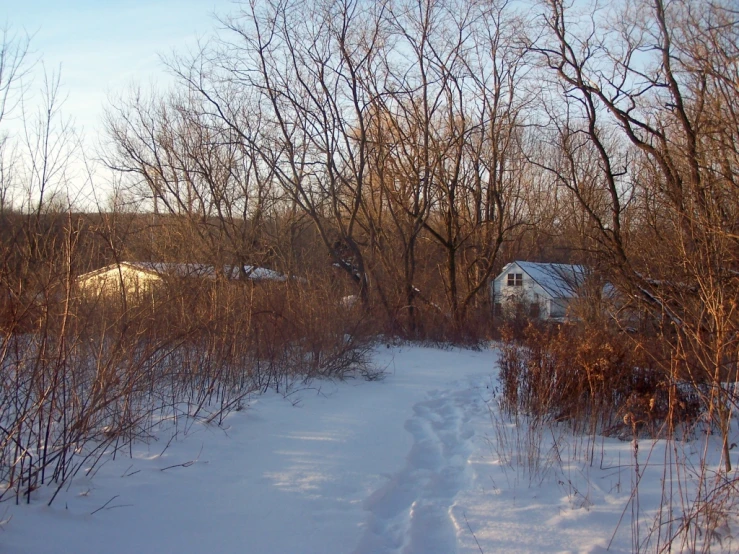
top-left (498, 320), bottom-right (701, 438)
top-left (0, 254), bottom-right (375, 507)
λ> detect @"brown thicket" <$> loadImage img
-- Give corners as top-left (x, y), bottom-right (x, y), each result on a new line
top-left (0, 27), bottom-right (373, 505)
top-left (527, 0), bottom-right (739, 472)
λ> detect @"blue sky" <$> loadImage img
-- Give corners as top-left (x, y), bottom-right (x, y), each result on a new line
top-left (3, 0), bottom-right (233, 135)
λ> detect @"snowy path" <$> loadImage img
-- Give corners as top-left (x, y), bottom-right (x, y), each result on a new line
top-left (3, 347), bottom-right (495, 554)
top-left (355, 378), bottom-right (484, 554)
top-left (5, 345), bottom-right (725, 553)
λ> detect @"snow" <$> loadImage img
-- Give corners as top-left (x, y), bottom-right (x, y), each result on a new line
top-left (3, 346), bottom-right (737, 553)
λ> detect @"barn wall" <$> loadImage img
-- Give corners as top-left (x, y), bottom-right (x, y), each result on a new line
top-left (491, 263), bottom-right (552, 318)
top-left (549, 298), bottom-right (570, 319)
top-left (77, 266), bottom-right (161, 298)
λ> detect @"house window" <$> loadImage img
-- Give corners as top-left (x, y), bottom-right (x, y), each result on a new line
top-left (507, 273), bottom-right (523, 287)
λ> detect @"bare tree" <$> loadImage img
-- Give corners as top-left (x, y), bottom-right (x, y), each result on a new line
top-left (153, 0), bottom-right (390, 303)
top-left (104, 86), bottom-right (280, 274)
top-left (0, 26), bottom-right (32, 213)
top-left (373, 0), bottom-right (533, 333)
top-left (128, 0), bottom-right (536, 339)
top-left (533, 0), bottom-right (739, 472)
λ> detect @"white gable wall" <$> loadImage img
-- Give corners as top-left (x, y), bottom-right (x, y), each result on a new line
top-left (492, 262), bottom-right (555, 318)
top-left (77, 264), bottom-right (162, 299)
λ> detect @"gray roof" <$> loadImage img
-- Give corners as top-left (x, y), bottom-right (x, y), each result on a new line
top-left (506, 261), bottom-right (585, 298)
top-left (81, 262), bottom-right (286, 282)
top-left (133, 262), bottom-right (285, 281)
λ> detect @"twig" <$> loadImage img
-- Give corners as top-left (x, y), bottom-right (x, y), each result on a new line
top-left (160, 443), bottom-right (204, 471)
top-left (0, 507), bottom-right (12, 530)
top-left (103, 503), bottom-right (133, 511)
top-left (464, 512), bottom-right (485, 554)
top-left (91, 495), bottom-right (119, 515)
top-left (160, 460), bottom-right (195, 471)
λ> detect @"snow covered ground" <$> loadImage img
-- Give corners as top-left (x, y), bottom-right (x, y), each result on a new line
top-left (2, 346), bottom-right (737, 553)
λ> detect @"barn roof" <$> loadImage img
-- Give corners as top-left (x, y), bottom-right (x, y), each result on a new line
top-left (504, 261), bottom-right (585, 299)
top-left (78, 262), bottom-right (286, 282)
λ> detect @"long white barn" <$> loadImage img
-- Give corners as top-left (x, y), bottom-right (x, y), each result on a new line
top-left (492, 261), bottom-right (585, 320)
top-left (76, 262), bottom-right (285, 299)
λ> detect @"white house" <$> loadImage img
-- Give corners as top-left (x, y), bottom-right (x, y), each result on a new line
top-left (76, 261), bottom-right (286, 299)
top-left (492, 261), bottom-right (586, 320)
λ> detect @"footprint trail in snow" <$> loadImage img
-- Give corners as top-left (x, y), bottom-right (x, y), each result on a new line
top-left (354, 377), bottom-right (487, 554)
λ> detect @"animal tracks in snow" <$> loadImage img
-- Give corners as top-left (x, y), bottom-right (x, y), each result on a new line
top-left (355, 378), bottom-right (488, 554)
